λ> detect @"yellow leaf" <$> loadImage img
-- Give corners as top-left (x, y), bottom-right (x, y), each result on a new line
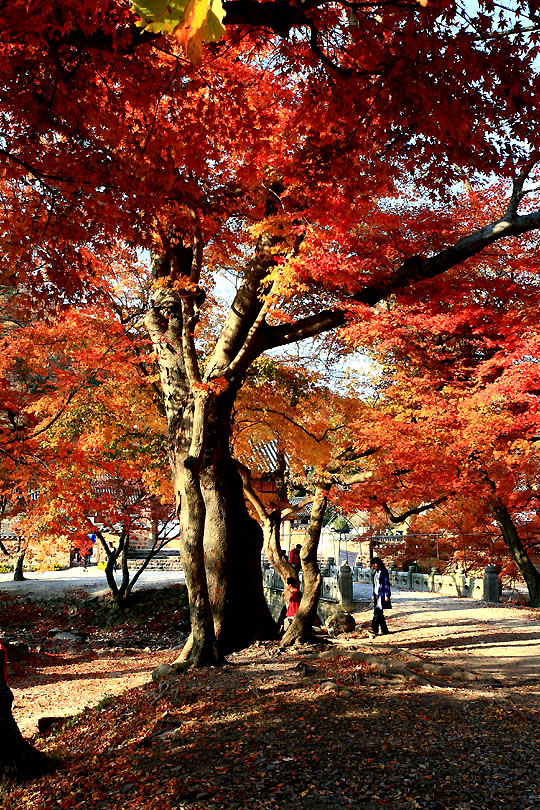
top-left (174, 0), bottom-right (225, 62)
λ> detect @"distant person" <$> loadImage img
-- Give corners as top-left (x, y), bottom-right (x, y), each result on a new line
top-left (369, 556), bottom-right (391, 636)
top-left (289, 544), bottom-right (302, 574)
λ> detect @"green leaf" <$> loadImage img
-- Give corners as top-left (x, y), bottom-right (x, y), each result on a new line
top-left (206, 2), bottom-right (226, 42)
top-left (131, 1), bottom-right (191, 33)
top-left (131, 0), bottom-right (225, 47)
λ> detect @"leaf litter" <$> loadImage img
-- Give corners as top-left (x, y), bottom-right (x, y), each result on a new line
top-left (1, 594), bottom-right (540, 810)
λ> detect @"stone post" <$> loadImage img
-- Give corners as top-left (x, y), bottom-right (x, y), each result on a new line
top-left (338, 562), bottom-right (354, 611)
top-left (407, 564), bottom-right (417, 588)
top-left (327, 557), bottom-right (336, 577)
top-left (430, 566), bottom-right (439, 591)
top-left (483, 565), bottom-right (500, 603)
top-left (320, 558), bottom-right (331, 576)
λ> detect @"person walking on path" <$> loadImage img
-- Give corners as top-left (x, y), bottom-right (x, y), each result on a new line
top-left (370, 556), bottom-right (391, 635)
top-left (289, 544), bottom-right (302, 574)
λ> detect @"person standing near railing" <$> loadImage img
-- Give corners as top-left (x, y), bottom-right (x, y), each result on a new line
top-left (369, 557), bottom-right (391, 636)
top-left (289, 544), bottom-right (302, 575)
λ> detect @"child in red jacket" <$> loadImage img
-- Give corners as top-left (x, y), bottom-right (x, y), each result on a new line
top-left (283, 577), bottom-right (301, 629)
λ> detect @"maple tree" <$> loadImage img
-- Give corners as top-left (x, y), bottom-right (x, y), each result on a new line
top-left (407, 501), bottom-right (512, 577)
top-left (0, 491), bottom-right (28, 581)
top-left (90, 482), bottom-right (177, 609)
top-left (0, 289), bottom-right (183, 776)
top-left (336, 178), bottom-right (540, 604)
top-left (0, 287), bottom-right (54, 581)
top-left (0, 265), bottom-right (175, 570)
top-left (1, 0), bottom-right (540, 683)
top-left (2, 299), bottom-right (174, 588)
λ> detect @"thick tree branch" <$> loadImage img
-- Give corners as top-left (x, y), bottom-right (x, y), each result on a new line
top-left (505, 154), bottom-right (539, 219)
top-left (181, 297), bottom-right (203, 388)
top-left (382, 496), bottom-right (448, 524)
top-left (325, 445), bottom-right (378, 475)
top-left (307, 20), bottom-right (352, 76)
top-left (281, 496), bottom-right (316, 521)
top-left (262, 181), bottom-right (540, 350)
top-left (236, 460), bottom-right (269, 523)
top-left (339, 469), bottom-right (374, 485)
top-left (205, 232), bottom-right (281, 382)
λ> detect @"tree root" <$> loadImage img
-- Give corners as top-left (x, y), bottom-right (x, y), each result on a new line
top-left (305, 647), bottom-right (490, 688)
top-left (0, 739), bottom-right (55, 784)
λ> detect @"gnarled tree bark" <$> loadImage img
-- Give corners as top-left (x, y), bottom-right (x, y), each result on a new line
top-left (146, 234), bottom-right (279, 662)
top-left (491, 499), bottom-right (540, 607)
top-left (281, 483), bottom-right (329, 647)
top-left (0, 644), bottom-right (52, 781)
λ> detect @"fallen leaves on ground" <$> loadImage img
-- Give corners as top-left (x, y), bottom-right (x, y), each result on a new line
top-left (3, 642), bottom-right (540, 810)
top-left (2, 592), bottom-right (540, 810)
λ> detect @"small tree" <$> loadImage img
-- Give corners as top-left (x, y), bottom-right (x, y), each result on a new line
top-left (91, 476), bottom-right (177, 608)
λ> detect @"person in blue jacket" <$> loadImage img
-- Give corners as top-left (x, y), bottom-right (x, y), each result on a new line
top-left (370, 556), bottom-right (391, 635)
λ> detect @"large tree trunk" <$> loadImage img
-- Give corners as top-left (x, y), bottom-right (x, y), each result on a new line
top-left (146, 241), bottom-right (277, 663)
top-left (491, 499), bottom-right (540, 607)
top-left (281, 484), bottom-right (328, 647)
top-left (199, 402), bottom-right (277, 654)
top-left (146, 267), bottom-right (221, 666)
top-left (172, 394), bottom-right (222, 666)
top-left (0, 645), bottom-right (51, 781)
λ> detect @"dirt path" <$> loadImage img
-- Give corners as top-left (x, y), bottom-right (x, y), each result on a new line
top-left (5, 589), bottom-right (540, 810)
top-left (12, 634), bottom-right (540, 810)
top-left (1, 580), bottom-right (189, 738)
top-left (352, 588), bottom-right (540, 682)
top-left (0, 566), bottom-right (186, 599)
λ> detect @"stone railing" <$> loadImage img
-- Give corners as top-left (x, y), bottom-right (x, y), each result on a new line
top-left (125, 552), bottom-right (182, 571)
top-left (261, 558), bottom-right (500, 608)
top-left (262, 559), bottom-right (358, 612)
top-left (354, 563), bottom-right (499, 603)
